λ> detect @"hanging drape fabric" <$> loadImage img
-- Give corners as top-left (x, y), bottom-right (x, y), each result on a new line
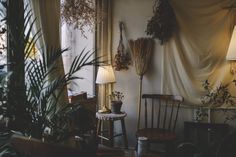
top-left (96, 0), bottom-right (113, 109)
top-left (160, 0), bottom-right (236, 106)
top-left (25, 0), bottom-right (44, 52)
top-left (29, 0), bottom-right (68, 105)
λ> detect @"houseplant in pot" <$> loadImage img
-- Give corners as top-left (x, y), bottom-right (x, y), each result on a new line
top-left (109, 91), bottom-right (124, 114)
top-left (0, 1), bottom-right (103, 156)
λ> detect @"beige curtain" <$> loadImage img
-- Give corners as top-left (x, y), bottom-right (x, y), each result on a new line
top-left (161, 0), bottom-right (236, 106)
top-left (30, 0), bottom-right (68, 105)
top-left (96, 0), bottom-right (113, 109)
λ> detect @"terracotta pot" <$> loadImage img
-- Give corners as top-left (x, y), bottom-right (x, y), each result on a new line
top-left (111, 101), bottom-right (122, 114)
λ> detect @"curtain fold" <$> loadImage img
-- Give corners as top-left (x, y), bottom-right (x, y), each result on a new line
top-left (30, 0), bottom-right (68, 105)
top-left (96, 0), bottom-right (113, 109)
top-left (160, 0), bottom-right (236, 106)
top-left (27, 0), bottom-right (45, 52)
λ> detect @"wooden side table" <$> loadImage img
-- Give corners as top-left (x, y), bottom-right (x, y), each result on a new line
top-left (96, 112), bottom-right (128, 148)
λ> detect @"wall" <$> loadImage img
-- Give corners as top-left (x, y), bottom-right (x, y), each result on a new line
top-left (111, 0), bottom-right (233, 147)
top-left (111, 0), bottom-right (190, 147)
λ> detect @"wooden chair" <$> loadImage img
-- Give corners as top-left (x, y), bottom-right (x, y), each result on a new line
top-left (136, 94), bottom-right (184, 156)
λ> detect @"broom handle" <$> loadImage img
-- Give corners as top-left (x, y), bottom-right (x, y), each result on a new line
top-left (137, 75), bottom-right (143, 130)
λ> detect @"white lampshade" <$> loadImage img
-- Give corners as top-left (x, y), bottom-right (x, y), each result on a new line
top-left (96, 65), bottom-right (116, 84)
top-left (226, 26), bottom-right (236, 60)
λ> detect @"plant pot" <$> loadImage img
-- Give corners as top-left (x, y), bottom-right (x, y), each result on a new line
top-left (111, 101), bottom-right (122, 114)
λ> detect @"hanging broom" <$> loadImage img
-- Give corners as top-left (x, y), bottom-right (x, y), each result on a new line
top-left (129, 38), bottom-right (154, 129)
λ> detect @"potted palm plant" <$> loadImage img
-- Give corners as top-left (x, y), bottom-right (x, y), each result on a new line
top-left (0, 1), bottom-right (103, 156)
top-left (109, 91), bottom-right (124, 114)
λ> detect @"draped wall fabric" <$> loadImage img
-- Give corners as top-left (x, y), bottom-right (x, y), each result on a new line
top-left (30, 0), bottom-right (68, 105)
top-left (161, 0), bottom-right (236, 106)
top-left (96, 0), bottom-right (113, 109)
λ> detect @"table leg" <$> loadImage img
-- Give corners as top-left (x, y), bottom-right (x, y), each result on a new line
top-left (96, 119), bottom-right (101, 135)
top-left (96, 119), bottom-right (102, 143)
top-left (109, 120), bottom-right (114, 147)
top-left (121, 119), bottom-right (128, 149)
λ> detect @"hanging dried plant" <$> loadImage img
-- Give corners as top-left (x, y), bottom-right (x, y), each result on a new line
top-left (61, 0), bottom-right (96, 36)
top-left (113, 22), bottom-right (131, 71)
top-left (201, 80), bottom-right (235, 108)
top-left (146, 0), bottom-right (177, 44)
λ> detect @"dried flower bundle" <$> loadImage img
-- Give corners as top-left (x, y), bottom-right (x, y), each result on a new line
top-left (146, 0), bottom-right (177, 44)
top-left (61, 0), bottom-right (96, 36)
top-left (201, 80), bottom-right (236, 123)
top-left (129, 38), bottom-right (154, 76)
top-left (114, 22), bottom-right (131, 71)
top-left (109, 91), bottom-right (124, 102)
top-left (201, 80), bottom-right (235, 107)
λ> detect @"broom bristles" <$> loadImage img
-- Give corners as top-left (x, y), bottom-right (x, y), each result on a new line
top-left (129, 38), bottom-right (154, 76)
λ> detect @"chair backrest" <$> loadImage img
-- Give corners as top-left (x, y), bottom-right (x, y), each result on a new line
top-left (139, 94), bottom-right (184, 132)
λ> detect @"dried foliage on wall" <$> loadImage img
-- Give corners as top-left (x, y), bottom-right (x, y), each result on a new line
top-left (113, 22), bottom-right (131, 71)
top-left (61, 0), bottom-right (96, 36)
top-left (146, 0), bottom-right (177, 44)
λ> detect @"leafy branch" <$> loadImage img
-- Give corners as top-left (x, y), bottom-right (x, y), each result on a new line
top-left (201, 80), bottom-right (236, 107)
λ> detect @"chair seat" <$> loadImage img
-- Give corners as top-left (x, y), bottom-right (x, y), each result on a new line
top-left (136, 128), bottom-right (177, 142)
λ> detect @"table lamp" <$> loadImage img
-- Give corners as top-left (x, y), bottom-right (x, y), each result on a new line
top-left (226, 26), bottom-right (236, 74)
top-left (96, 65), bottom-right (116, 113)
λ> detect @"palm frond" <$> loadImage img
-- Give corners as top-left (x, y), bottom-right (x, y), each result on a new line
top-left (68, 50), bottom-right (103, 76)
top-left (45, 48), bottom-right (68, 68)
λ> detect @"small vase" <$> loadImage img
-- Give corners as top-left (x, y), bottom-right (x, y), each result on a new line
top-left (111, 101), bottom-right (122, 114)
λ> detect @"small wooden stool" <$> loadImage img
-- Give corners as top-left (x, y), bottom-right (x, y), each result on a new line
top-left (96, 112), bottom-right (128, 148)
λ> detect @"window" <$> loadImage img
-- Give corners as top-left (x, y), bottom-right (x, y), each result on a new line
top-left (61, 0), bottom-right (96, 97)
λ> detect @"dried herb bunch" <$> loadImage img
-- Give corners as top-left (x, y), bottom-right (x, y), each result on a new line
top-left (146, 0), bottom-right (177, 44)
top-left (114, 22), bottom-right (131, 71)
top-left (201, 80), bottom-right (236, 107)
top-left (61, 0), bottom-right (96, 36)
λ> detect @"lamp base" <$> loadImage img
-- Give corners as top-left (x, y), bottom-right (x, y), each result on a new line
top-left (98, 106), bottom-right (111, 113)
